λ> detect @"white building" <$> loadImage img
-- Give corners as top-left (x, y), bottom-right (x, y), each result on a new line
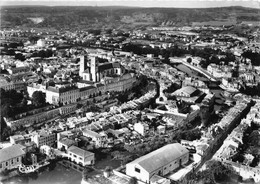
top-left (27, 83), bottom-right (47, 97)
top-left (37, 39), bottom-right (46, 47)
top-left (46, 85), bottom-right (80, 105)
top-left (31, 130), bottom-right (56, 148)
top-left (67, 146), bottom-right (95, 166)
top-left (79, 55), bottom-right (88, 77)
top-left (134, 122), bottom-right (149, 136)
top-left (126, 143), bottom-right (189, 183)
top-left (40, 145), bottom-right (55, 158)
top-left (0, 144), bottom-right (26, 172)
top-left (82, 129), bottom-right (107, 148)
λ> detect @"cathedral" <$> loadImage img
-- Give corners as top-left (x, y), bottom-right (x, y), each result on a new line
top-left (79, 55), bottom-right (124, 82)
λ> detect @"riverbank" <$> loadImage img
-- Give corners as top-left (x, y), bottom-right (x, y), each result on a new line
top-left (2, 160), bottom-right (82, 184)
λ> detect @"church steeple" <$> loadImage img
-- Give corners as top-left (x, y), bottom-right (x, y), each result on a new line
top-left (90, 56), bottom-right (99, 82)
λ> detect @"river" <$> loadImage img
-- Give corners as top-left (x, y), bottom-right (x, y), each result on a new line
top-left (3, 162), bottom-right (82, 184)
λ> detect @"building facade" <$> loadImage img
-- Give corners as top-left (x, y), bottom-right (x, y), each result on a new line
top-left (0, 81), bottom-right (26, 92)
top-left (67, 146), bottom-right (95, 166)
top-left (31, 130), bottom-right (56, 148)
top-left (126, 143), bottom-right (189, 183)
top-left (0, 144), bottom-right (26, 172)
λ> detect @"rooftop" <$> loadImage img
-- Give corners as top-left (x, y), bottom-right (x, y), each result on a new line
top-left (59, 137), bottom-right (77, 146)
top-left (172, 86), bottom-right (198, 97)
top-left (67, 146), bottom-right (94, 158)
top-left (82, 129), bottom-right (102, 138)
top-left (0, 144), bottom-right (26, 163)
top-left (98, 62), bottom-right (121, 72)
top-left (47, 85), bottom-right (78, 93)
top-left (127, 143), bottom-right (189, 173)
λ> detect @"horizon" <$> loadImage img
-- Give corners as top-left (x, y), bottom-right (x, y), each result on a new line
top-left (1, 0), bottom-right (260, 9)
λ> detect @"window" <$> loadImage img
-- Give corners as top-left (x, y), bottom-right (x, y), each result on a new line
top-left (135, 168), bottom-right (140, 173)
top-left (6, 162), bottom-right (8, 166)
top-left (164, 167), bottom-right (166, 170)
top-left (17, 158), bottom-right (19, 162)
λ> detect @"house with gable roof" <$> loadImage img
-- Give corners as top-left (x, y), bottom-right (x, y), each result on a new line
top-left (126, 143), bottom-right (189, 183)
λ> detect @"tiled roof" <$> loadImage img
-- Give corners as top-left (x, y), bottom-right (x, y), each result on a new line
top-left (98, 62), bottom-right (121, 72)
top-left (98, 63), bottom-right (113, 72)
top-left (59, 138), bottom-right (76, 146)
top-left (0, 144), bottom-right (26, 163)
top-left (68, 146), bottom-right (94, 157)
top-left (47, 85), bottom-right (78, 93)
top-left (82, 129), bottom-right (102, 138)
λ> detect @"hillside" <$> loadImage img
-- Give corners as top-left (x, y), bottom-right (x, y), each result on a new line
top-left (0, 6), bottom-right (259, 30)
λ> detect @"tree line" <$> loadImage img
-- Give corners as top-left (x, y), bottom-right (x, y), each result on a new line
top-left (121, 43), bottom-right (239, 68)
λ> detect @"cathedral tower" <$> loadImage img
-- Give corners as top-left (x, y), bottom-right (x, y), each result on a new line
top-left (79, 55), bottom-right (88, 77)
top-left (90, 56), bottom-right (99, 82)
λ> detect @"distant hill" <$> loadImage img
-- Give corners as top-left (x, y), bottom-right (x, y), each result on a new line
top-left (0, 6), bottom-right (259, 30)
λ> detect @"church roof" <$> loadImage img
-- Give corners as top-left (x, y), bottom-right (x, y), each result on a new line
top-left (98, 62), bottom-right (121, 72)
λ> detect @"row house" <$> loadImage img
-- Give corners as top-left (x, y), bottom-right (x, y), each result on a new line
top-left (5, 108), bottom-right (60, 131)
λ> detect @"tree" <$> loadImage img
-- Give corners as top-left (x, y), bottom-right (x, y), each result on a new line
top-left (111, 151), bottom-right (121, 159)
top-left (31, 91), bottom-right (46, 107)
top-left (2, 126), bottom-right (12, 141)
top-left (1, 103), bottom-right (14, 118)
top-left (187, 57), bottom-right (192, 63)
top-left (20, 97), bottom-right (28, 107)
top-left (206, 160), bottom-right (234, 182)
top-left (5, 89), bottom-right (23, 105)
top-left (199, 105), bottom-right (210, 127)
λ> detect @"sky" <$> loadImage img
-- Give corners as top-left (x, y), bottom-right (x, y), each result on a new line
top-left (1, 0), bottom-right (260, 9)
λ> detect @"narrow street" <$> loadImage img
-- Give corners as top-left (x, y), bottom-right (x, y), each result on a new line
top-left (192, 101), bottom-right (253, 174)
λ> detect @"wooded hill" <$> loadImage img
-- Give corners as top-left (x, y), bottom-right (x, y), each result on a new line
top-left (1, 6), bottom-right (259, 29)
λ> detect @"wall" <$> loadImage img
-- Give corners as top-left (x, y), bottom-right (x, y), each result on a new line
top-left (126, 163), bottom-right (150, 183)
top-left (115, 168), bottom-right (147, 184)
top-left (0, 156), bottom-right (23, 172)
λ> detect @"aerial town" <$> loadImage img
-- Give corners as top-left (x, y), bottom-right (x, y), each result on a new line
top-left (0, 2), bottom-right (260, 184)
